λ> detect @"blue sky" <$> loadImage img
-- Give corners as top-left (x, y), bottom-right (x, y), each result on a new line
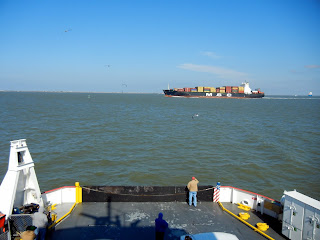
top-left (0, 0), bottom-right (319, 95)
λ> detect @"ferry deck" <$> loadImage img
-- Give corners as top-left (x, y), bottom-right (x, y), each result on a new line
top-left (48, 200), bottom-right (288, 240)
top-left (4, 140), bottom-right (319, 240)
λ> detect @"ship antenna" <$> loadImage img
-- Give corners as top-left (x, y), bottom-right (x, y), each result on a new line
top-left (168, 83), bottom-right (170, 90)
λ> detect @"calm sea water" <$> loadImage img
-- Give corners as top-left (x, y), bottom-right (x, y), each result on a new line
top-left (0, 92), bottom-right (319, 201)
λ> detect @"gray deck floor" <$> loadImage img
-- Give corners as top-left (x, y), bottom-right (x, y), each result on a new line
top-left (48, 202), bottom-right (289, 240)
top-left (51, 202), bottom-right (75, 222)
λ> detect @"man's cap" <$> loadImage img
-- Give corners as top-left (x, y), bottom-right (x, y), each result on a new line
top-left (192, 177), bottom-right (195, 180)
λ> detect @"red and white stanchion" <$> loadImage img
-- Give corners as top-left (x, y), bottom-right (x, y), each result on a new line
top-left (213, 182), bottom-right (220, 202)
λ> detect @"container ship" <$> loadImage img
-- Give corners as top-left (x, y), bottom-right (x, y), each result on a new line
top-left (163, 82), bottom-right (264, 98)
top-left (1, 140), bottom-right (319, 240)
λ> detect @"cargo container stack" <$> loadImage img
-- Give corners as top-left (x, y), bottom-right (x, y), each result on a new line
top-left (175, 88), bottom-right (184, 92)
top-left (232, 87), bottom-right (239, 93)
top-left (238, 86), bottom-right (244, 93)
top-left (196, 86), bottom-right (204, 92)
top-left (225, 86), bottom-right (232, 93)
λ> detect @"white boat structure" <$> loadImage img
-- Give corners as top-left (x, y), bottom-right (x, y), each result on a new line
top-left (308, 92), bottom-right (313, 96)
top-left (0, 139), bottom-right (319, 240)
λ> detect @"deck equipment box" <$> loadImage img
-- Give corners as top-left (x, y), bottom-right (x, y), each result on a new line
top-left (282, 190), bottom-right (320, 240)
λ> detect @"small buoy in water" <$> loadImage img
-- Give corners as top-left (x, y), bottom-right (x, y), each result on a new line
top-left (192, 113), bottom-right (199, 119)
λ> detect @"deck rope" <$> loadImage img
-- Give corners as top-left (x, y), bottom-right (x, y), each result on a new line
top-left (81, 186), bottom-right (214, 197)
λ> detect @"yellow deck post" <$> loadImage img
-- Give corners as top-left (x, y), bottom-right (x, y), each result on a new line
top-left (75, 182), bottom-right (82, 203)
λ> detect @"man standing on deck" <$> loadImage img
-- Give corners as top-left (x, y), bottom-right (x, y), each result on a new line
top-left (155, 212), bottom-right (168, 240)
top-left (187, 177), bottom-right (199, 207)
top-left (33, 206), bottom-right (48, 240)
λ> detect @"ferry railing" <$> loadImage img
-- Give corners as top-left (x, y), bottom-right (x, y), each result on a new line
top-left (219, 186), bottom-right (282, 219)
top-left (41, 183), bottom-right (81, 230)
top-left (41, 186), bottom-right (76, 205)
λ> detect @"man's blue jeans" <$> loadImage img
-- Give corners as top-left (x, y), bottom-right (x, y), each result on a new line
top-left (35, 227), bottom-right (46, 240)
top-left (189, 191), bottom-right (197, 206)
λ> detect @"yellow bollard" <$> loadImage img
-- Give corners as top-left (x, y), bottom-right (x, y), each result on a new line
top-left (51, 213), bottom-right (57, 222)
top-left (257, 223), bottom-right (269, 231)
top-left (237, 203), bottom-right (251, 211)
top-left (51, 204), bottom-right (57, 211)
top-left (239, 212), bottom-right (250, 220)
top-left (75, 182), bottom-right (82, 203)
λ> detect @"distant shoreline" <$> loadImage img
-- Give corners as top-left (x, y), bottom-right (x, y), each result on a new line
top-left (0, 90), bottom-right (318, 97)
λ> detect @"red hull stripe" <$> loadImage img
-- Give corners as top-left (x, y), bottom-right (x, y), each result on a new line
top-left (43, 186), bottom-right (75, 194)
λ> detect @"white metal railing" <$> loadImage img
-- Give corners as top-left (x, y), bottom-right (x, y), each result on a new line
top-left (218, 186), bottom-right (281, 219)
top-left (41, 186), bottom-right (76, 205)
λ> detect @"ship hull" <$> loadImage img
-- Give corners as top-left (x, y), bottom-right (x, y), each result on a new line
top-left (163, 90), bottom-right (264, 98)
